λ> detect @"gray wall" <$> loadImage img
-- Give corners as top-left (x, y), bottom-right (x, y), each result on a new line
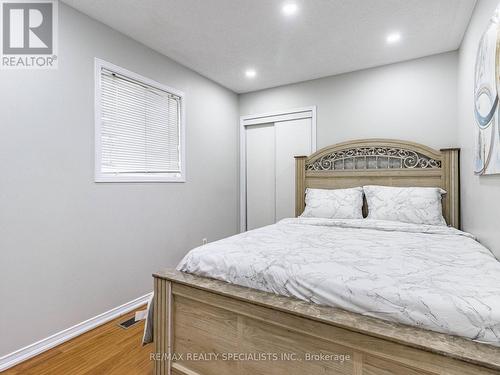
top-left (0, 4), bottom-right (238, 356)
top-left (458, 0), bottom-right (500, 259)
top-left (240, 52), bottom-right (459, 150)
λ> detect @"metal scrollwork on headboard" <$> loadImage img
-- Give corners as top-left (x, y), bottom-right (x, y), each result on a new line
top-left (306, 147), bottom-right (442, 171)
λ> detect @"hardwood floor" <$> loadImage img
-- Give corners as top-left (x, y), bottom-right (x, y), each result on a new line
top-left (4, 306), bottom-right (153, 375)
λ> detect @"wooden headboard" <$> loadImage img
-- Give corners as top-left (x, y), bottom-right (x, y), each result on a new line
top-left (295, 139), bottom-right (460, 229)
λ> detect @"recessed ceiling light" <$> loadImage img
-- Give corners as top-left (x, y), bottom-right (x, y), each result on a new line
top-left (282, 3), bottom-right (298, 16)
top-left (245, 69), bottom-right (257, 79)
top-left (386, 32), bottom-right (402, 44)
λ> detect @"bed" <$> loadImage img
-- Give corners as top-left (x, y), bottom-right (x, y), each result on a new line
top-left (152, 139), bottom-right (500, 375)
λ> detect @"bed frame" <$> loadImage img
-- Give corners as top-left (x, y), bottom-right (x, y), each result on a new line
top-left (153, 139), bottom-right (500, 375)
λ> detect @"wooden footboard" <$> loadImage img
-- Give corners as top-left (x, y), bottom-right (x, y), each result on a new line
top-left (153, 271), bottom-right (500, 375)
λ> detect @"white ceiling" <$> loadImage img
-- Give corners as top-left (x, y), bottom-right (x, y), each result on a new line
top-left (62, 0), bottom-right (476, 93)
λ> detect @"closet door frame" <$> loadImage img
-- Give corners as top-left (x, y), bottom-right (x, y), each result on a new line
top-left (239, 106), bottom-right (317, 232)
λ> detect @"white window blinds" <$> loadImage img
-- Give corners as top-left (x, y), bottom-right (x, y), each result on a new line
top-left (96, 61), bottom-right (184, 182)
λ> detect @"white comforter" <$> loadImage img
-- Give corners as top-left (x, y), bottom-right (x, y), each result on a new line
top-left (177, 218), bottom-right (500, 347)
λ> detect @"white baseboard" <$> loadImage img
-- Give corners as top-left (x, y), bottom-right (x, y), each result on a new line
top-left (0, 292), bottom-right (153, 372)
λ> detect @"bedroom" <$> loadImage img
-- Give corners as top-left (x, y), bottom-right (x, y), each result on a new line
top-left (1, 0), bottom-right (500, 374)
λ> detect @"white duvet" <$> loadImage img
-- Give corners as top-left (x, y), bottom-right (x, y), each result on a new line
top-left (177, 218), bottom-right (500, 347)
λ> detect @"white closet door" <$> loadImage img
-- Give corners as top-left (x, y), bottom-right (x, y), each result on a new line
top-left (246, 123), bottom-right (275, 231)
top-left (275, 118), bottom-right (312, 221)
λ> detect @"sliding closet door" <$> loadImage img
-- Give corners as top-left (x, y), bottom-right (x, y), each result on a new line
top-left (242, 107), bottom-right (316, 231)
top-left (246, 124), bottom-right (275, 230)
top-left (275, 119), bottom-right (312, 221)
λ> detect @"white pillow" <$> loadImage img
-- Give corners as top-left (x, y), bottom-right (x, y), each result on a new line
top-left (363, 185), bottom-right (447, 226)
top-left (301, 187), bottom-right (364, 219)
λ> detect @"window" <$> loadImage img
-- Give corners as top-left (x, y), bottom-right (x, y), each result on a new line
top-left (95, 59), bottom-right (185, 182)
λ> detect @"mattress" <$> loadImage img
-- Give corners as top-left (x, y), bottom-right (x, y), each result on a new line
top-left (177, 218), bottom-right (500, 347)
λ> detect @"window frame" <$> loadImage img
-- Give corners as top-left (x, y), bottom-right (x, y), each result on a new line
top-left (94, 58), bottom-right (186, 183)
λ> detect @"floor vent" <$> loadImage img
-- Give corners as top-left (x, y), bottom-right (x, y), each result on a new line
top-left (118, 316), bottom-right (139, 329)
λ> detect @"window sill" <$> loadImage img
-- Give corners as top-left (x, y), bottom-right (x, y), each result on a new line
top-left (95, 173), bottom-right (186, 183)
